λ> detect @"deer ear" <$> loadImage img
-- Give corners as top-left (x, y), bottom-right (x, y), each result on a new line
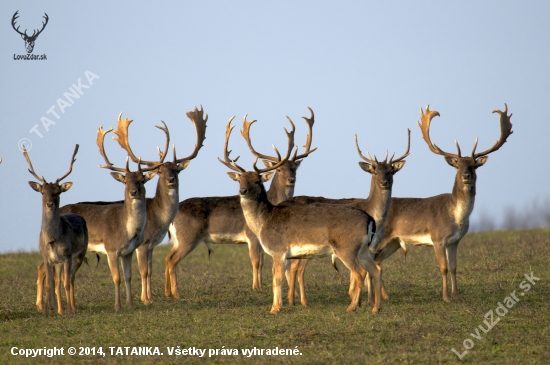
top-left (144, 170), bottom-right (158, 182)
top-left (226, 172), bottom-right (241, 181)
top-left (110, 172), bottom-right (126, 184)
top-left (261, 171), bottom-right (275, 182)
top-left (177, 160), bottom-right (191, 172)
top-left (294, 160), bottom-right (302, 168)
top-left (28, 181), bottom-right (43, 193)
top-left (60, 182), bottom-right (73, 192)
top-left (261, 159), bottom-right (275, 168)
top-left (359, 162), bottom-right (376, 174)
top-left (444, 156), bottom-right (459, 168)
top-left (391, 160), bottom-right (406, 174)
top-left (474, 156), bottom-right (488, 168)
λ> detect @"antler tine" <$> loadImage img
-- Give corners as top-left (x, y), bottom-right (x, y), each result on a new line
top-left (113, 112), bottom-right (140, 164)
top-left (240, 114), bottom-right (280, 162)
top-left (354, 134), bottom-right (376, 164)
top-left (55, 144), bottom-right (79, 183)
top-left (23, 146), bottom-right (46, 183)
top-left (390, 128), bottom-right (411, 164)
top-left (470, 137), bottom-right (479, 157)
top-left (177, 105), bottom-right (208, 163)
top-left (417, 105), bottom-right (457, 159)
top-left (218, 116), bottom-right (246, 173)
top-left (96, 125), bottom-right (128, 173)
top-left (293, 107), bottom-right (317, 161)
top-left (34, 13), bottom-right (48, 37)
top-left (473, 103), bottom-right (514, 159)
top-left (252, 120), bottom-right (296, 174)
top-left (154, 121), bottom-right (170, 164)
top-left (455, 140), bottom-right (462, 158)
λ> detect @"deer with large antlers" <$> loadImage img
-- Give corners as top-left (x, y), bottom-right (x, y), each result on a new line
top-left (283, 129), bottom-right (410, 307)
top-left (27, 145), bottom-right (88, 315)
top-left (221, 115), bottom-right (381, 314)
top-left (112, 106), bottom-right (207, 305)
top-left (165, 108), bottom-right (316, 298)
top-left (37, 113), bottom-right (160, 311)
top-left (370, 104), bottom-right (513, 302)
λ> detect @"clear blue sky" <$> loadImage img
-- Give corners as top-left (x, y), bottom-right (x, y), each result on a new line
top-left (1, 1), bottom-right (549, 252)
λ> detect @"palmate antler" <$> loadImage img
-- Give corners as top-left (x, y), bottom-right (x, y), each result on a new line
top-left (240, 115), bottom-right (296, 174)
top-left (23, 144), bottom-right (79, 184)
top-left (417, 104), bottom-right (513, 160)
top-left (355, 129), bottom-right (411, 165)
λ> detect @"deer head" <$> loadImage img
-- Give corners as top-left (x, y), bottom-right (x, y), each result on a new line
top-left (418, 104), bottom-right (513, 193)
top-left (25, 145), bottom-right (78, 212)
top-left (12, 11), bottom-right (49, 54)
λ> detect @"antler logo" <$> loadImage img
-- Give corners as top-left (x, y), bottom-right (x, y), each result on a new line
top-left (12, 11), bottom-right (49, 54)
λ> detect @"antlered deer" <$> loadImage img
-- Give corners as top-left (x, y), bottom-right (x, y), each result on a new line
top-left (26, 145), bottom-right (88, 315)
top-left (221, 115), bottom-right (381, 314)
top-left (164, 108), bottom-right (316, 298)
top-left (372, 104), bottom-right (513, 302)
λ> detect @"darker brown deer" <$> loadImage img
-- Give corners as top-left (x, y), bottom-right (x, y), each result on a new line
top-left (113, 106), bottom-right (207, 305)
top-left (164, 108), bottom-right (315, 298)
top-left (284, 129), bottom-right (410, 306)
top-left (221, 115), bottom-right (381, 314)
top-left (27, 145), bottom-right (88, 315)
top-left (372, 104), bottom-right (513, 302)
top-left (38, 114), bottom-right (160, 311)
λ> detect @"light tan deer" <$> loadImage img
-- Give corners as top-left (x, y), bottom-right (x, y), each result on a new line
top-left (113, 106), bottom-right (207, 304)
top-left (371, 104), bottom-right (513, 302)
top-left (26, 145), bottom-right (88, 315)
top-left (221, 115), bottom-right (381, 314)
top-left (164, 108), bottom-right (316, 298)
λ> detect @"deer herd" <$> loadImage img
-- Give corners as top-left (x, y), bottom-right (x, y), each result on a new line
top-left (22, 103), bottom-right (513, 316)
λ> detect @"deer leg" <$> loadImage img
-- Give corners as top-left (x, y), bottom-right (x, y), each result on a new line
top-left (270, 254), bottom-right (285, 314)
top-left (36, 263), bottom-right (45, 312)
top-left (361, 256), bottom-right (382, 313)
top-left (106, 253), bottom-right (121, 311)
top-left (372, 238), bottom-right (401, 300)
top-left (446, 243), bottom-right (460, 301)
top-left (285, 259), bottom-right (298, 306)
top-left (296, 259), bottom-right (309, 306)
top-left (136, 246), bottom-right (150, 305)
top-left (54, 263), bottom-right (64, 315)
top-left (121, 253), bottom-right (133, 310)
top-left (434, 243), bottom-right (450, 302)
top-left (43, 262), bottom-right (54, 316)
top-left (165, 240), bottom-right (198, 299)
top-left (147, 249), bottom-right (153, 303)
top-left (247, 233), bottom-right (263, 291)
top-left (63, 260), bottom-right (72, 315)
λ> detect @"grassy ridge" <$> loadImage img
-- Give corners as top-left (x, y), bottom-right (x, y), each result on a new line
top-left (0, 229), bottom-right (549, 364)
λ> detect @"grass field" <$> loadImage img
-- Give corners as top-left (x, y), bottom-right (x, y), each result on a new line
top-left (0, 228), bottom-right (548, 364)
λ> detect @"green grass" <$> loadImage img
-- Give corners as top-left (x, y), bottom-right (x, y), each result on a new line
top-left (1, 228), bottom-right (549, 364)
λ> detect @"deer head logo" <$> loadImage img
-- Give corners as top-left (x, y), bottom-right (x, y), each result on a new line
top-left (12, 11), bottom-right (49, 54)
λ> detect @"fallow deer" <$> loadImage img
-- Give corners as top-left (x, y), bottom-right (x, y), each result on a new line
top-left (38, 113), bottom-right (160, 311)
top-left (164, 108), bottom-right (316, 298)
top-left (221, 115), bottom-right (381, 314)
top-left (371, 104), bottom-right (513, 302)
top-left (113, 106), bottom-right (207, 305)
top-left (284, 129), bottom-right (410, 306)
top-left (26, 145), bottom-right (88, 315)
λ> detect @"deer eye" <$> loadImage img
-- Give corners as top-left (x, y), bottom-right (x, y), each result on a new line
top-left (255, 180), bottom-right (260, 185)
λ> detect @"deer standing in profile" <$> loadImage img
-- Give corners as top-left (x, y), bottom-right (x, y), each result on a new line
top-left (37, 113), bottom-right (160, 311)
top-left (221, 115), bottom-right (381, 314)
top-left (371, 104), bottom-right (513, 302)
top-left (26, 145), bottom-right (88, 315)
top-left (113, 106), bottom-right (207, 305)
top-left (284, 129), bottom-right (410, 306)
top-left (164, 108), bottom-right (315, 298)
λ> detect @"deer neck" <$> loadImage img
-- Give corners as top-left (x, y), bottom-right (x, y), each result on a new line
top-left (240, 186), bottom-right (272, 237)
top-left (150, 180), bottom-right (180, 227)
top-left (124, 194), bottom-right (147, 239)
top-left (267, 175), bottom-right (294, 205)
top-left (41, 207), bottom-right (62, 243)
top-left (450, 176), bottom-right (476, 225)
top-left (364, 180), bottom-right (393, 227)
